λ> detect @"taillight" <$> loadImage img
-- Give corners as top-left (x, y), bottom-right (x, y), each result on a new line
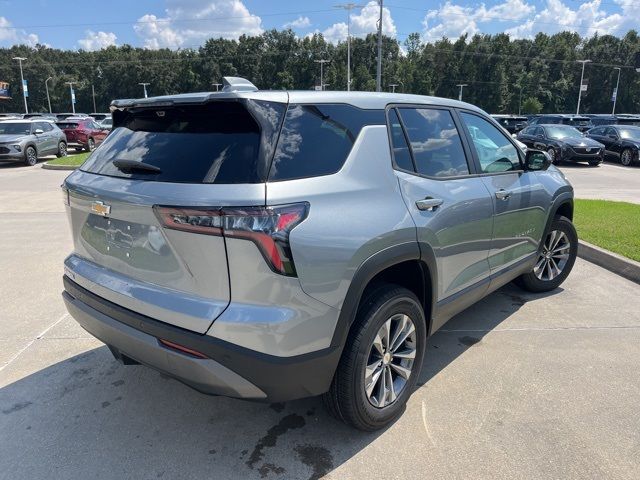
top-left (154, 203), bottom-right (309, 276)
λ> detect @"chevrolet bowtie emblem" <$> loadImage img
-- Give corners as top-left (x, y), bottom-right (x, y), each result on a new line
top-left (91, 201), bottom-right (111, 217)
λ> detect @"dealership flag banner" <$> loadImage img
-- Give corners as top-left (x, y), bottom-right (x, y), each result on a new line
top-left (0, 81), bottom-right (9, 100)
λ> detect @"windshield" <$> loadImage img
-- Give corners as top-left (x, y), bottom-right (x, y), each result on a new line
top-left (546, 126), bottom-right (583, 140)
top-left (0, 123), bottom-right (31, 135)
top-left (619, 128), bottom-right (640, 141)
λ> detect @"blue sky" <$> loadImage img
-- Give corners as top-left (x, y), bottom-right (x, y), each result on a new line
top-left (0, 0), bottom-right (637, 50)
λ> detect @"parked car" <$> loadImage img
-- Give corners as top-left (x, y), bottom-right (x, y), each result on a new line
top-left (586, 125), bottom-right (640, 166)
top-left (55, 113), bottom-right (89, 121)
top-left (517, 124), bottom-right (604, 166)
top-left (0, 119), bottom-right (67, 165)
top-left (61, 77), bottom-right (577, 430)
top-left (90, 113), bottom-right (111, 121)
top-left (98, 117), bottom-right (113, 129)
top-left (56, 118), bottom-right (109, 152)
top-left (527, 114), bottom-right (593, 132)
top-left (491, 114), bottom-right (528, 133)
top-left (583, 114), bottom-right (640, 127)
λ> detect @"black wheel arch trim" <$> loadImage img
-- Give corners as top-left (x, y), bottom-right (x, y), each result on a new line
top-left (540, 190), bottom-right (574, 253)
top-left (330, 241), bottom-right (435, 351)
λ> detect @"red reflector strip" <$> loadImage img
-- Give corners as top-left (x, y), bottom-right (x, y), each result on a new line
top-left (158, 338), bottom-right (208, 359)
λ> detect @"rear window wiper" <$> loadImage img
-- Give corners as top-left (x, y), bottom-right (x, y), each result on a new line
top-left (112, 159), bottom-right (161, 174)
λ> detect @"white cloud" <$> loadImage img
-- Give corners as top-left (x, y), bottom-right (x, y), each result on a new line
top-left (505, 0), bottom-right (638, 39)
top-left (422, 0), bottom-right (534, 42)
top-left (134, 0), bottom-right (263, 49)
top-left (78, 30), bottom-right (117, 51)
top-left (421, 0), bottom-right (637, 42)
top-left (283, 16), bottom-right (311, 29)
top-left (314, 1), bottom-right (397, 44)
top-left (0, 16), bottom-right (39, 47)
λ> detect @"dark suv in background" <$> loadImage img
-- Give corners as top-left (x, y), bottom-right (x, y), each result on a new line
top-left (528, 114), bottom-right (593, 132)
top-left (517, 124), bottom-right (604, 166)
top-left (491, 114), bottom-right (528, 134)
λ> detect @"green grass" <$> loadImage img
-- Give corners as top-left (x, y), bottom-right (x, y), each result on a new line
top-left (45, 152), bottom-right (90, 167)
top-left (574, 199), bottom-right (640, 262)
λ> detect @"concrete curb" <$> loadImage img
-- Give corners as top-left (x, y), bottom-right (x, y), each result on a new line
top-left (41, 163), bottom-right (78, 171)
top-left (578, 240), bottom-right (640, 285)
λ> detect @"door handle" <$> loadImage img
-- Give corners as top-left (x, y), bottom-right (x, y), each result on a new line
top-left (495, 189), bottom-right (512, 201)
top-left (415, 197), bottom-right (443, 211)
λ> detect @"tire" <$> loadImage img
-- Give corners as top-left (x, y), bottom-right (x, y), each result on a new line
top-left (322, 284), bottom-right (426, 431)
top-left (547, 147), bottom-right (559, 165)
top-left (24, 146), bottom-right (38, 166)
top-left (75, 147), bottom-right (84, 153)
top-left (621, 148), bottom-right (634, 167)
top-left (588, 160), bottom-right (600, 167)
top-left (85, 138), bottom-right (95, 152)
top-left (516, 215), bottom-right (577, 293)
top-left (56, 141), bottom-right (67, 158)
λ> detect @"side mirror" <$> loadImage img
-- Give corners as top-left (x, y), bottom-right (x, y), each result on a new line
top-left (525, 149), bottom-right (551, 171)
top-left (608, 134), bottom-right (617, 139)
top-left (34, 128), bottom-right (44, 135)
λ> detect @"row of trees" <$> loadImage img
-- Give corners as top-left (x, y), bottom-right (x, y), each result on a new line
top-left (1, 29), bottom-right (639, 114)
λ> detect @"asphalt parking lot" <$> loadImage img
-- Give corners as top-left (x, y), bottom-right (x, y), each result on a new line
top-left (1, 163), bottom-right (639, 479)
top-left (559, 161), bottom-right (640, 204)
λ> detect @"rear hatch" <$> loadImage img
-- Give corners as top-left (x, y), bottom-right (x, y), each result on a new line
top-left (57, 122), bottom-right (80, 142)
top-left (63, 98), bottom-right (287, 333)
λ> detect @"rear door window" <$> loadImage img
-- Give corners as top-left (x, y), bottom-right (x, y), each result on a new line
top-left (397, 107), bottom-right (469, 177)
top-left (269, 104), bottom-right (384, 181)
top-left (81, 101), bottom-right (285, 184)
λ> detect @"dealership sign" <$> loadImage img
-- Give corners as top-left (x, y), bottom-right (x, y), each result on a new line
top-left (0, 81), bottom-right (10, 100)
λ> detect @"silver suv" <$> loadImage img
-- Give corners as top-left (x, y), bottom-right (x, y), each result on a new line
top-left (0, 119), bottom-right (68, 165)
top-left (61, 77), bottom-right (577, 430)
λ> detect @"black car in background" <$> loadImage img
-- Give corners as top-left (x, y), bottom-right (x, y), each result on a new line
top-left (491, 115), bottom-right (528, 134)
top-left (517, 124), bottom-right (604, 166)
top-left (527, 114), bottom-right (593, 132)
top-left (583, 114), bottom-right (640, 127)
top-left (586, 125), bottom-right (640, 166)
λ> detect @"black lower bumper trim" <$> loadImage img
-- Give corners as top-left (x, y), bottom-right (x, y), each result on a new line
top-left (62, 276), bottom-right (340, 402)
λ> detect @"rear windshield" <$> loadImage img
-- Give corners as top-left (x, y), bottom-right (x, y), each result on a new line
top-left (57, 122), bottom-right (78, 129)
top-left (81, 101), bottom-right (284, 184)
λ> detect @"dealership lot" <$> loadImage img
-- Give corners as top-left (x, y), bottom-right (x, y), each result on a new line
top-left (1, 165), bottom-right (639, 479)
top-left (559, 161), bottom-right (640, 204)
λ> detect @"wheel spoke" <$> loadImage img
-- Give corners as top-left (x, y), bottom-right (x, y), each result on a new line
top-left (393, 348), bottom-right (416, 360)
top-left (547, 230), bottom-right (557, 251)
top-left (382, 320), bottom-right (391, 352)
top-left (365, 362), bottom-right (383, 398)
top-left (377, 362), bottom-right (387, 405)
top-left (545, 259), bottom-right (554, 280)
top-left (391, 324), bottom-right (416, 353)
top-left (372, 332), bottom-right (385, 357)
top-left (389, 314), bottom-right (408, 351)
top-left (386, 367), bottom-right (396, 403)
top-left (390, 362), bottom-right (412, 380)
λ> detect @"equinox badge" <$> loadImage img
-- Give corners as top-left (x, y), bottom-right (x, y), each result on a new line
top-left (91, 201), bottom-right (111, 217)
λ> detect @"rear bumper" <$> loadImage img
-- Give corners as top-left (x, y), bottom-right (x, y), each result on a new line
top-left (62, 276), bottom-right (340, 402)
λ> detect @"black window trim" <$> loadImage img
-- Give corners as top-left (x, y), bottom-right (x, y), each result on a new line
top-left (384, 103), bottom-right (478, 181)
top-left (454, 108), bottom-right (525, 177)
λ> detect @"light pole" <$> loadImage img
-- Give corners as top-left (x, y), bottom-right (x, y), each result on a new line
top-left (576, 59), bottom-right (591, 115)
top-left (456, 84), bottom-right (468, 101)
top-left (13, 57), bottom-right (28, 114)
top-left (45, 76), bottom-right (53, 114)
top-left (139, 82), bottom-right (150, 98)
top-left (375, 0), bottom-right (383, 92)
top-left (91, 84), bottom-right (97, 113)
top-left (612, 67), bottom-right (621, 115)
top-left (212, 83), bottom-right (222, 92)
top-left (389, 83), bottom-right (399, 93)
top-left (65, 81), bottom-right (77, 114)
top-left (518, 85), bottom-right (523, 115)
top-left (335, 3), bottom-right (362, 91)
top-left (314, 59), bottom-right (330, 90)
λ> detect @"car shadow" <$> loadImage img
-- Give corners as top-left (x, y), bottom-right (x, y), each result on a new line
top-left (0, 283), bottom-right (562, 479)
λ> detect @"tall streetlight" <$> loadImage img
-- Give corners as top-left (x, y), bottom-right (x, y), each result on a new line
top-left (314, 59), bottom-right (330, 90)
top-left (389, 83), bottom-right (399, 93)
top-left (12, 57), bottom-right (28, 114)
top-left (139, 82), bottom-right (150, 98)
top-left (335, 3), bottom-right (362, 91)
top-left (65, 81), bottom-right (77, 114)
top-left (456, 84), bottom-right (468, 101)
top-left (375, 0), bottom-right (383, 92)
top-left (45, 76), bottom-right (53, 114)
top-left (576, 59), bottom-right (591, 115)
top-left (612, 67), bottom-right (621, 115)
top-left (212, 83), bottom-right (222, 92)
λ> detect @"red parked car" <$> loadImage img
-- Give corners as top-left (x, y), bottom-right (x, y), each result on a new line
top-left (56, 118), bottom-right (109, 152)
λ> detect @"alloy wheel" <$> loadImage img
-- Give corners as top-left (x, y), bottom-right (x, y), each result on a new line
top-left (547, 148), bottom-right (556, 163)
top-left (621, 149), bottom-right (632, 167)
top-left (26, 148), bottom-right (37, 165)
top-left (364, 313), bottom-right (417, 408)
top-left (534, 229), bottom-right (571, 281)
top-left (59, 142), bottom-right (67, 157)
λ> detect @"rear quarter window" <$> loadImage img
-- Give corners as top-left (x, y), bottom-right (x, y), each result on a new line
top-left (268, 104), bottom-right (385, 181)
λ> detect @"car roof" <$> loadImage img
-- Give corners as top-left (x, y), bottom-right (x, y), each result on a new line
top-left (0, 118), bottom-right (54, 123)
top-left (111, 90), bottom-right (486, 114)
